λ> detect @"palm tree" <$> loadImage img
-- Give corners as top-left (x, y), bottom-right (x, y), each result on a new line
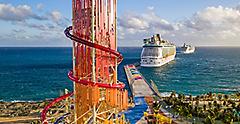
top-left (231, 101), bottom-right (236, 109)
top-left (196, 100), bottom-right (199, 106)
top-left (224, 94), bottom-right (229, 101)
top-left (208, 92), bottom-right (213, 100)
top-left (204, 115), bottom-right (215, 124)
top-left (218, 94), bottom-right (222, 101)
top-left (176, 105), bottom-right (184, 120)
top-left (223, 101), bottom-right (227, 107)
top-left (189, 95), bottom-right (193, 105)
top-left (212, 93), bottom-right (216, 100)
top-left (237, 104), bottom-right (240, 111)
top-left (213, 101), bottom-right (217, 107)
top-left (199, 107), bottom-right (204, 118)
top-left (182, 94), bottom-right (186, 101)
top-left (203, 104), bottom-right (207, 111)
top-left (223, 112), bottom-right (233, 124)
top-left (233, 109), bottom-right (239, 122)
top-left (171, 91), bottom-right (176, 98)
top-left (216, 104), bottom-right (221, 113)
top-left (196, 95), bottom-right (200, 101)
top-left (178, 94), bottom-right (185, 103)
top-left (236, 92), bottom-right (240, 99)
top-left (208, 102), bottom-right (212, 109)
top-left (203, 95), bottom-right (207, 105)
top-left (189, 95), bottom-right (193, 101)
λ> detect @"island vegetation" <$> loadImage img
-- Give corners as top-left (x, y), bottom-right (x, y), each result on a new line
top-left (162, 91), bottom-right (240, 123)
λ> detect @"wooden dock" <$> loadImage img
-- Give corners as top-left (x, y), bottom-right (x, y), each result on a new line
top-left (124, 64), bottom-right (155, 97)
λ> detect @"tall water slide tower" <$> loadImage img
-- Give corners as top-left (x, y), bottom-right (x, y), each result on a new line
top-left (41, 0), bottom-right (128, 123)
top-left (70, 0), bottom-right (128, 123)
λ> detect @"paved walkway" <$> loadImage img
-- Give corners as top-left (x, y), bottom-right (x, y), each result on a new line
top-left (124, 97), bottom-right (148, 124)
top-left (124, 65), bottom-right (154, 97)
top-left (160, 108), bottom-right (191, 124)
top-left (0, 117), bottom-right (39, 123)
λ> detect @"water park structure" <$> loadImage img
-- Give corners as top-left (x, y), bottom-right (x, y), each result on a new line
top-left (41, 0), bottom-right (129, 123)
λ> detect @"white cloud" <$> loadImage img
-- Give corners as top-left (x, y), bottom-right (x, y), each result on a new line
top-left (235, 4), bottom-right (240, 11)
top-left (147, 6), bottom-right (154, 11)
top-left (0, 3), bottom-right (71, 47)
top-left (118, 5), bottom-right (240, 46)
top-left (1, 3), bottom-right (240, 47)
top-left (178, 6), bottom-right (240, 46)
top-left (12, 29), bottom-right (26, 33)
top-left (118, 10), bottom-right (177, 46)
top-left (50, 11), bottom-right (62, 22)
top-left (46, 10), bottom-right (70, 28)
top-left (186, 6), bottom-right (240, 31)
top-left (0, 3), bottom-right (46, 21)
top-left (36, 3), bottom-right (44, 11)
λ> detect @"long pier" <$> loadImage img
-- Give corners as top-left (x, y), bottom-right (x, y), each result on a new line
top-left (124, 64), bottom-right (155, 98)
top-left (124, 64), bottom-right (191, 124)
top-left (124, 64), bottom-right (156, 123)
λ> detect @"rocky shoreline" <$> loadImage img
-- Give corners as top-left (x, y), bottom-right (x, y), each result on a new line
top-left (0, 100), bottom-right (53, 123)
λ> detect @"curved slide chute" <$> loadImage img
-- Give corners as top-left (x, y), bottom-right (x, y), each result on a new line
top-left (41, 26), bottom-right (125, 123)
top-left (54, 113), bottom-right (70, 124)
top-left (64, 26), bottom-right (123, 63)
top-left (41, 92), bottom-right (73, 124)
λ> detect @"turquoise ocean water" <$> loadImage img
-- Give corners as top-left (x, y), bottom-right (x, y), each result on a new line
top-left (0, 47), bottom-right (239, 101)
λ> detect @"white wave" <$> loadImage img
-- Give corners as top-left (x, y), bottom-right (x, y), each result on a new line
top-left (160, 92), bottom-right (172, 97)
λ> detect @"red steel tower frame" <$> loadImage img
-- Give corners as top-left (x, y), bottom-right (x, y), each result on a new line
top-left (71, 0), bottom-right (128, 123)
top-left (41, 0), bottom-right (128, 123)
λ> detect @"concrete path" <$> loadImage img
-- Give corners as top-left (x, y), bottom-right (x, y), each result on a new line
top-left (124, 65), bottom-right (154, 97)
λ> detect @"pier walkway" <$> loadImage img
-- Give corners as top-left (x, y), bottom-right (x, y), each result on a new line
top-left (124, 64), bottom-right (155, 97)
top-left (124, 64), bottom-right (190, 124)
top-left (124, 64), bottom-right (155, 123)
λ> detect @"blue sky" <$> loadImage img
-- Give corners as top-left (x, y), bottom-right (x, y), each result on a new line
top-left (0, 0), bottom-right (240, 46)
top-left (119, 0), bottom-right (239, 21)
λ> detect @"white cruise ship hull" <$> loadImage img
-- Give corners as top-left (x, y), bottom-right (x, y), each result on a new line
top-left (141, 54), bottom-right (176, 67)
top-left (181, 45), bottom-right (195, 54)
top-left (183, 48), bottom-right (195, 54)
top-left (140, 34), bottom-right (176, 67)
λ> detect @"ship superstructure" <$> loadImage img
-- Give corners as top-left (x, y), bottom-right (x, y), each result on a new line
top-left (141, 34), bottom-right (176, 67)
top-left (181, 43), bottom-right (195, 54)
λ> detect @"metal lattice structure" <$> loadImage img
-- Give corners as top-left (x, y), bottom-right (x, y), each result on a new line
top-left (41, 0), bottom-right (128, 123)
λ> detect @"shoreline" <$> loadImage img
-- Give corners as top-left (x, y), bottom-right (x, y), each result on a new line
top-left (0, 99), bottom-right (53, 103)
top-left (0, 99), bottom-right (61, 123)
top-left (0, 92), bottom-right (239, 123)
top-left (0, 90), bottom-right (238, 103)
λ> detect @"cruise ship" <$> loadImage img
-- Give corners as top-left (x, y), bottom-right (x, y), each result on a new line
top-left (140, 34), bottom-right (176, 67)
top-left (181, 43), bottom-right (195, 54)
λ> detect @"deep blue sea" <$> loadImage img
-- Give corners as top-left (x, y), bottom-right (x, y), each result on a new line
top-left (0, 47), bottom-right (239, 101)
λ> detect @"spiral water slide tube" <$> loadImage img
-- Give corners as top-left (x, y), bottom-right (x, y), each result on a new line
top-left (41, 26), bottom-right (125, 123)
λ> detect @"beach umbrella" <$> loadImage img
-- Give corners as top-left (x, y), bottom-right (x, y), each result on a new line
top-left (131, 72), bottom-right (139, 74)
top-left (135, 77), bottom-right (142, 80)
top-left (132, 74), bottom-right (141, 77)
top-left (128, 64), bottom-right (134, 67)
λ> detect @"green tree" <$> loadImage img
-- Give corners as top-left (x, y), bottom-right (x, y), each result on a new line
top-left (171, 91), bottom-right (176, 98)
top-left (204, 115), bottom-right (215, 124)
top-left (203, 104), bottom-right (207, 111)
top-left (224, 94), bottom-right (229, 101)
top-left (208, 102), bottom-right (212, 109)
top-left (213, 101), bottom-right (217, 107)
